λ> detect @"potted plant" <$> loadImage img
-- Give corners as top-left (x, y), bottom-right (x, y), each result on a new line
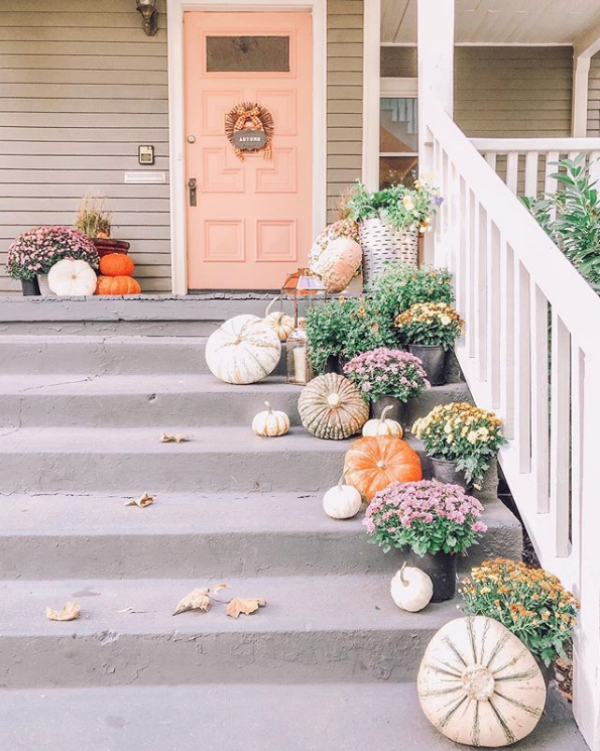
top-left (306, 297), bottom-right (393, 376)
top-left (394, 302), bottom-right (465, 385)
top-left (75, 195), bottom-right (130, 258)
top-left (412, 402), bottom-right (507, 491)
top-left (344, 178), bottom-right (443, 287)
top-left (6, 226), bottom-right (99, 296)
top-left (344, 347), bottom-right (429, 426)
top-left (460, 558), bottom-right (579, 680)
top-left (364, 480), bottom-right (487, 601)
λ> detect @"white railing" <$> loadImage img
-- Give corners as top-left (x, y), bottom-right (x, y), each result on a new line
top-left (425, 100), bottom-right (600, 750)
top-left (470, 137), bottom-right (600, 199)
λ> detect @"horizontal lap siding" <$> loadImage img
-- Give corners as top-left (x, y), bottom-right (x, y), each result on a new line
top-left (0, 0), bottom-right (170, 295)
top-left (327, 0), bottom-right (363, 223)
top-left (455, 47), bottom-right (573, 137)
top-left (587, 53), bottom-right (600, 136)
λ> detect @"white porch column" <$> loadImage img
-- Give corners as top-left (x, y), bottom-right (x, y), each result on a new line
top-left (362, 0), bottom-right (381, 191)
top-left (572, 56), bottom-right (591, 137)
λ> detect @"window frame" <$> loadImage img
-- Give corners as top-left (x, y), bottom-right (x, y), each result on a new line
top-left (379, 77), bottom-right (419, 188)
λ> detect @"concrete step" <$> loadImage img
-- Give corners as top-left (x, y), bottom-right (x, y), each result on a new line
top-left (0, 575), bottom-right (480, 687)
top-left (0, 684), bottom-right (585, 751)
top-left (0, 493), bottom-right (521, 580)
top-left (0, 374), bottom-right (471, 429)
top-left (0, 426), bottom-right (497, 496)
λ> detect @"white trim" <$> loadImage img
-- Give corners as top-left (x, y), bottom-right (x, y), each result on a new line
top-left (574, 16), bottom-right (600, 59)
top-left (167, 0), bottom-right (327, 294)
top-left (362, 0), bottom-right (381, 191)
top-left (380, 77), bottom-right (418, 97)
top-left (572, 56), bottom-right (591, 137)
top-left (381, 41), bottom-right (573, 47)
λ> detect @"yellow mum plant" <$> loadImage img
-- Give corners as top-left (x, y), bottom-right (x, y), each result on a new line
top-left (412, 402), bottom-right (506, 488)
top-left (394, 302), bottom-right (465, 351)
top-left (460, 558), bottom-right (579, 666)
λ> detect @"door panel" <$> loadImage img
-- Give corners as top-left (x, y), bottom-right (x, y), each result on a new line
top-left (184, 12), bottom-right (313, 290)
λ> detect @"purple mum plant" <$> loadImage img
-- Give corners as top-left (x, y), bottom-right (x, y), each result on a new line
top-left (344, 347), bottom-right (429, 403)
top-left (7, 226), bottom-right (99, 281)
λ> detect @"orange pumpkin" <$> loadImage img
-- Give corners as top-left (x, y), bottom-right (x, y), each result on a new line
top-left (99, 253), bottom-right (135, 277)
top-left (343, 436), bottom-right (422, 501)
top-left (95, 275), bottom-right (141, 296)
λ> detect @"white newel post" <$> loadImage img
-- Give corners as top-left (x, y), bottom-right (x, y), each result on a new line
top-left (417, 0), bottom-right (455, 265)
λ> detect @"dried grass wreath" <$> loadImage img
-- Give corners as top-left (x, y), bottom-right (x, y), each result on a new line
top-left (225, 101), bottom-right (274, 161)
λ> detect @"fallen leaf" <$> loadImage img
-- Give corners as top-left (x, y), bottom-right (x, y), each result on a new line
top-left (160, 433), bottom-right (190, 444)
top-left (46, 602), bottom-right (81, 622)
top-left (172, 588), bottom-right (212, 616)
top-left (214, 583), bottom-right (230, 595)
top-left (226, 597), bottom-right (267, 619)
top-left (125, 493), bottom-right (155, 508)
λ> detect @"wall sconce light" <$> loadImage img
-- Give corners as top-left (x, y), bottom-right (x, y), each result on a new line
top-left (136, 0), bottom-right (158, 36)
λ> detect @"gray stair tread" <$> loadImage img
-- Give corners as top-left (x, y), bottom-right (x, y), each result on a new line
top-left (0, 684), bottom-right (586, 751)
top-left (0, 425), bottom-right (358, 453)
top-left (0, 491), bottom-right (517, 536)
top-left (0, 574), bottom-right (459, 636)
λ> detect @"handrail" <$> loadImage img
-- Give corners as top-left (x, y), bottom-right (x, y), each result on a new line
top-left (426, 100), bottom-right (600, 352)
top-left (470, 137), bottom-right (600, 152)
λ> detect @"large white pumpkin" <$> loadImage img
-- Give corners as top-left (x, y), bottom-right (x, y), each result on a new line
top-left (418, 616), bottom-right (547, 747)
top-left (48, 259), bottom-right (97, 296)
top-left (206, 314), bottom-right (281, 384)
top-left (312, 237), bottom-right (362, 294)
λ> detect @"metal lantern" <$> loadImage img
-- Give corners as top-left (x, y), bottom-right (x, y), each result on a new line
top-left (281, 268), bottom-right (326, 385)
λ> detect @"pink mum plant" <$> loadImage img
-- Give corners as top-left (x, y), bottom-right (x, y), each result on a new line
top-left (6, 226), bottom-right (99, 281)
top-left (344, 347), bottom-right (429, 403)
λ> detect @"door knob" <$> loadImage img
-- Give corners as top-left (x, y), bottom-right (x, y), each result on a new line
top-left (188, 177), bottom-right (197, 207)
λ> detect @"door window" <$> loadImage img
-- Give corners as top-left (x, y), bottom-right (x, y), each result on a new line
top-left (206, 36), bottom-right (290, 72)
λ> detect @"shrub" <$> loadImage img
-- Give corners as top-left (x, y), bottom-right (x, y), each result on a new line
top-left (6, 226), bottom-right (99, 281)
top-left (394, 302), bottom-right (465, 350)
top-left (344, 347), bottom-right (429, 403)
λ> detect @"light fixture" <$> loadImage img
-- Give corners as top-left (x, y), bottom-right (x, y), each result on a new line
top-left (136, 0), bottom-right (158, 36)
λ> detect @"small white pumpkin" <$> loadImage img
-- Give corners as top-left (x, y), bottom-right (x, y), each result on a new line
top-left (252, 401), bottom-right (290, 438)
top-left (390, 562), bottom-right (433, 612)
top-left (48, 259), bottom-right (97, 297)
top-left (206, 314), bottom-right (281, 385)
top-left (418, 616), bottom-right (547, 747)
top-left (323, 473), bottom-right (362, 519)
top-left (362, 405), bottom-right (403, 438)
top-left (264, 297), bottom-right (295, 342)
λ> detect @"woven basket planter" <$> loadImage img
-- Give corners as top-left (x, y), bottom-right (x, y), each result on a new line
top-left (359, 217), bottom-right (419, 288)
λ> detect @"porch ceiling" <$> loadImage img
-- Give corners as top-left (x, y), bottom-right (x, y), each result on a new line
top-left (382, 0), bottom-right (600, 46)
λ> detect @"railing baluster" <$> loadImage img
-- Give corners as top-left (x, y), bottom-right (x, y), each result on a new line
top-left (530, 282), bottom-right (549, 512)
top-left (487, 220), bottom-right (501, 407)
top-left (467, 195), bottom-right (478, 358)
top-left (485, 152), bottom-right (497, 171)
top-left (570, 344), bottom-right (584, 566)
top-left (506, 152), bottom-right (519, 194)
top-left (456, 175), bottom-right (467, 318)
top-left (550, 312), bottom-right (571, 557)
top-left (500, 241), bottom-right (515, 440)
top-left (514, 258), bottom-right (531, 473)
top-left (524, 151), bottom-right (539, 198)
top-left (476, 205), bottom-right (488, 381)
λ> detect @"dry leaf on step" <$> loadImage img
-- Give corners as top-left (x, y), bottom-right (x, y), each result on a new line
top-left (46, 602), bottom-right (81, 622)
top-left (226, 597), bottom-right (267, 619)
top-left (214, 583), bottom-right (230, 595)
top-left (125, 493), bottom-right (155, 508)
top-left (160, 433), bottom-right (190, 444)
top-left (172, 588), bottom-right (212, 616)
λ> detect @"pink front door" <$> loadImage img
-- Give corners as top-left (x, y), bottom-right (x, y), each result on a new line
top-left (184, 12), bottom-right (313, 290)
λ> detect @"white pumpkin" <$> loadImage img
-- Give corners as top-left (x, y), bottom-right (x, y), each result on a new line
top-left (252, 401), bottom-right (290, 437)
top-left (362, 405), bottom-right (403, 438)
top-left (390, 563), bottom-right (433, 612)
top-left (323, 474), bottom-right (362, 519)
top-left (312, 237), bottom-right (362, 294)
top-left (264, 297), bottom-right (295, 342)
top-left (206, 314), bottom-right (281, 385)
top-left (418, 616), bottom-right (547, 747)
top-left (48, 259), bottom-right (97, 297)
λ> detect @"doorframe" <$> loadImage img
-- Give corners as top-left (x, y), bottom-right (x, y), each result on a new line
top-left (167, 0), bottom-right (327, 294)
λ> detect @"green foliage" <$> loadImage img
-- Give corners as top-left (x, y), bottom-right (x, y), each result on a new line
top-left (521, 156), bottom-right (600, 291)
top-left (344, 179), bottom-right (442, 231)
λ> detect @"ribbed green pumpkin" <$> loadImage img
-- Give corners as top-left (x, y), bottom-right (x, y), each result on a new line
top-left (298, 374), bottom-right (369, 440)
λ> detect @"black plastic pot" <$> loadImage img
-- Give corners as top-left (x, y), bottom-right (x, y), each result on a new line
top-left (408, 344), bottom-right (447, 386)
top-left (323, 354), bottom-right (346, 375)
top-left (430, 457), bottom-right (473, 494)
top-left (21, 278), bottom-right (41, 296)
top-left (398, 548), bottom-right (458, 602)
top-left (372, 396), bottom-right (406, 426)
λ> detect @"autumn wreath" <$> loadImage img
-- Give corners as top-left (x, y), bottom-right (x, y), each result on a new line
top-left (225, 101), bottom-right (274, 161)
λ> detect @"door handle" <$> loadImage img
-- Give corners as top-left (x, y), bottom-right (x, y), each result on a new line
top-left (188, 177), bottom-right (197, 207)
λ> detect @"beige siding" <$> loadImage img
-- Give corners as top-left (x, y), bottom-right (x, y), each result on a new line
top-left (0, 0), bottom-right (170, 294)
top-left (587, 53), bottom-right (600, 136)
top-left (455, 47), bottom-right (573, 138)
top-left (327, 0), bottom-right (364, 223)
